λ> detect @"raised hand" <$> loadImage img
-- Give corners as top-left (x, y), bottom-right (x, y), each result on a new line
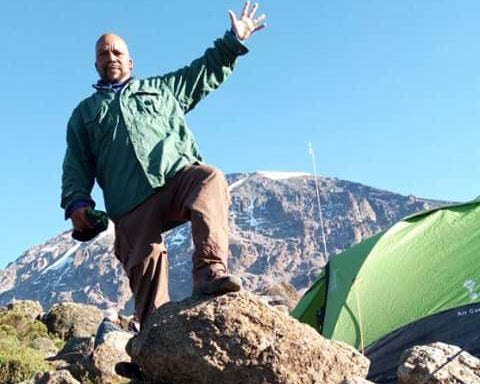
top-left (228, 1), bottom-right (267, 41)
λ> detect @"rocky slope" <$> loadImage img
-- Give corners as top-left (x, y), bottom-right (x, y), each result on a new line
top-left (0, 172), bottom-right (447, 312)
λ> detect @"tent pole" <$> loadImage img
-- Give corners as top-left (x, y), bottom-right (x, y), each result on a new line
top-left (308, 142), bottom-right (329, 260)
top-left (353, 278), bottom-right (365, 354)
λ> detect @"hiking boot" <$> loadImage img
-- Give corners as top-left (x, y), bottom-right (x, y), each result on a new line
top-left (192, 274), bottom-right (242, 296)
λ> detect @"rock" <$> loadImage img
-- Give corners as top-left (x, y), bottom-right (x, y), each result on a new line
top-left (128, 292), bottom-right (369, 384)
top-left (341, 378), bottom-right (376, 384)
top-left (56, 336), bottom-right (95, 363)
top-left (19, 370), bottom-right (81, 384)
top-left (49, 336), bottom-right (95, 381)
top-left (398, 342), bottom-right (480, 384)
top-left (49, 357), bottom-right (92, 384)
top-left (31, 337), bottom-right (58, 358)
top-left (7, 299), bottom-right (43, 320)
top-left (50, 326), bottom-right (133, 384)
top-left (90, 330), bottom-right (133, 383)
top-left (94, 317), bottom-right (122, 348)
top-left (44, 302), bottom-right (103, 339)
top-left (259, 281), bottom-right (299, 312)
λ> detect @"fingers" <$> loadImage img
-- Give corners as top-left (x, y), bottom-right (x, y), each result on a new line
top-left (72, 217), bottom-right (91, 231)
top-left (228, 9), bottom-right (236, 24)
top-left (240, 1), bottom-right (250, 18)
top-left (234, 1), bottom-right (267, 40)
top-left (254, 14), bottom-right (266, 23)
top-left (72, 208), bottom-right (94, 231)
top-left (253, 23), bottom-right (266, 33)
top-left (253, 15), bottom-right (267, 31)
top-left (248, 2), bottom-right (259, 18)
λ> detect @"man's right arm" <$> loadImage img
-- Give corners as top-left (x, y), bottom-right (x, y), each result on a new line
top-left (61, 106), bottom-right (96, 229)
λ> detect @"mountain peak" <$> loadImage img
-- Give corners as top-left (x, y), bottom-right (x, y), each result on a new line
top-left (0, 173), bottom-right (447, 313)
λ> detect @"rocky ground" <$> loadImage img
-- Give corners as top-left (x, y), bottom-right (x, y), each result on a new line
top-left (1, 297), bottom-right (479, 384)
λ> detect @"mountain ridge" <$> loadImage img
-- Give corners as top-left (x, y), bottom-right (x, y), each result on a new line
top-left (0, 172), bottom-right (450, 312)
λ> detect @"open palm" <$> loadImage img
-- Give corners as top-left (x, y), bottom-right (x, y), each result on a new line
top-left (229, 1), bottom-right (266, 41)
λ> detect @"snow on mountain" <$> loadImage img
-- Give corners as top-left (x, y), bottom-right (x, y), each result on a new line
top-left (39, 243), bottom-right (80, 276)
top-left (257, 171), bottom-right (311, 180)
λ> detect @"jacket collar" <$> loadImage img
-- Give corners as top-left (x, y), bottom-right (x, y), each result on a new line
top-left (93, 77), bottom-right (134, 92)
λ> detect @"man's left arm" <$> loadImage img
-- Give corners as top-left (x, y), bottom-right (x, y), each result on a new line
top-left (158, 1), bottom-right (266, 113)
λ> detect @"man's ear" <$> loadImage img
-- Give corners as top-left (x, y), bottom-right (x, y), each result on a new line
top-left (129, 58), bottom-right (133, 71)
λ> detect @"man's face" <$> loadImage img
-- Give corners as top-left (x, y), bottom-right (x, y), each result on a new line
top-left (95, 34), bottom-right (133, 84)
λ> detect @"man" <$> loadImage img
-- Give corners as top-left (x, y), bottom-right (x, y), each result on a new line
top-left (61, 2), bottom-right (266, 326)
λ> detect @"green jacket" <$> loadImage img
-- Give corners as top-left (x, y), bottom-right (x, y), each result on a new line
top-left (61, 31), bottom-right (248, 219)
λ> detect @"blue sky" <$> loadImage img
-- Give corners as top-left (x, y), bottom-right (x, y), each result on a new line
top-left (1, 0), bottom-right (479, 268)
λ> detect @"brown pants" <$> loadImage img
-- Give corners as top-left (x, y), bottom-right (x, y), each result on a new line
top-left (113, 164), bottom-right (230, 324)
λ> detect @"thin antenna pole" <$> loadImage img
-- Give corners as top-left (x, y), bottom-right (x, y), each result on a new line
top-left (308, 142), bottom-right (328, 259)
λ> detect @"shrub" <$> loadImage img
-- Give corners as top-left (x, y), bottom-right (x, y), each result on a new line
top-left (0, 324), bottom-right (17, 339)
top-left (0, 311), bottom-right (64, 383)
top-left (0, 345), bottom-right (49, 383)
top-left (0, 312), bottom-right (49, 343)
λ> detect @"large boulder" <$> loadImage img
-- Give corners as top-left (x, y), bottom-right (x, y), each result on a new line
top-left (44, 303), bottom-right (103, 339)
top-left (398, 342), bottom-right (480, 384)
top-left (127, 292), bottom-right (369, 384)
top-left (7, 300), bottom-right (43, 320)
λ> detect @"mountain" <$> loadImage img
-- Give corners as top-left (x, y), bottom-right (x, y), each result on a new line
top-left (0, 172), bottom-right (448, 313)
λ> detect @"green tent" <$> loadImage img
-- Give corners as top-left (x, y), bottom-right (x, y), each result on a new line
top-left (292, 201), bottom-right (480, 383)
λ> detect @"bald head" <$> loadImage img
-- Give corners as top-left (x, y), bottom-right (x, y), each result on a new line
top-left (96, 33), bottom-right (129, 55)
top-left (95, 33), bottom-right (133, 84)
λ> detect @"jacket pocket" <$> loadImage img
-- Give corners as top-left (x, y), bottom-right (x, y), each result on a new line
top-left (131, 90), bottom-right (163, 115)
